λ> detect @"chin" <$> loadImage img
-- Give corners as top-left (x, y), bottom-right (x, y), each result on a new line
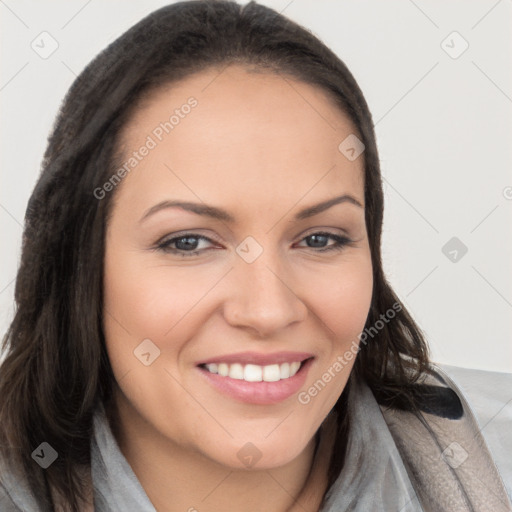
top-left (198, 433), bottom-right (313, 471)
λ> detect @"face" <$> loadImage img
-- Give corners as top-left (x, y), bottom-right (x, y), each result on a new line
top-left (102, 65), bottom-right (373, 470)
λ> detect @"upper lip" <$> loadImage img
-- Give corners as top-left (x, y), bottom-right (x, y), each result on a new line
top-left (196, 351), bottom-right (314, 367)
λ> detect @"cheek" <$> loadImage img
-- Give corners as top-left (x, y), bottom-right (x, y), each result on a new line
top-left (101, 249), bottom-right (212, 439)
top-left (103, 245), bottom-right (209, 338)
top-left (310, 252), bottom-right (373, 345)
top-left (102, 244), bottom-right (190, 378)
top-left (297, 253), bottom-right (373, 416)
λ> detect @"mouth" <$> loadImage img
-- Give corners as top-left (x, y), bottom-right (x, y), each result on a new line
top-left (198, 359), bottom-right (307, 382)
top-left (196, 355), bottom-right (314, 405)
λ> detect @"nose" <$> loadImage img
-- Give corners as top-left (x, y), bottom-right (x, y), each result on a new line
top-left (222, 250), bottom-right (308, 337)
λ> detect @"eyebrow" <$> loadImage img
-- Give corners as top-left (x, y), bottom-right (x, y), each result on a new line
top-left (139, 194), bottom-right (363, 224)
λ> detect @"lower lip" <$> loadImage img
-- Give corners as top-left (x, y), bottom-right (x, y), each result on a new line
top-left (197, 358), bottom-right (314, 405)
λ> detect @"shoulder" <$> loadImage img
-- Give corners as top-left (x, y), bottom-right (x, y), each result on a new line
top-left (0, 483), bottom-right (21, 512)
top-left (0, 457), bottom-right (39, 511)
top-left (434, 363), bottom-right (512, 497)
top-left (435, 363), bottom-right (512, 426)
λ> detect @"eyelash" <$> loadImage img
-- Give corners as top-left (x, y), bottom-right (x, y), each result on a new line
top-left (154, 231), bottom-right (352, 257)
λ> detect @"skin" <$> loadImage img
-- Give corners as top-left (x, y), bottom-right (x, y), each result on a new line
top-left (103, 64), bottom-right (373, 512)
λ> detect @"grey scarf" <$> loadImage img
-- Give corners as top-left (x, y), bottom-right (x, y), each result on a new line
top-left (321, 365), bottom-right (511, 511)
top-left (91, 365), bottom-right (511, 511)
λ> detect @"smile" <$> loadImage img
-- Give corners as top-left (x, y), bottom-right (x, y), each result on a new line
top-left (196, 356), bottom-right (314, 405)
top-left (201, 361), bottom-right (302, 382)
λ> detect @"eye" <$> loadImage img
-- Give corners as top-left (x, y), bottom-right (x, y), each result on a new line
top-left (155, 231), bottom-right (352, 257)
top-left (295, 232), bottom-right (352, 253)
top-left (155, 234), bottom-right (216, 257)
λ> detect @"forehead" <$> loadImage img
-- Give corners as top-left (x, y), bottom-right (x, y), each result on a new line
top-left (115, 65), bottom-right (364, 216)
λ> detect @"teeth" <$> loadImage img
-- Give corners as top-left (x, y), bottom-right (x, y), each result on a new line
top-left (229, 363), bottom-right (244, 380)
top-left (244, 364), bottom-right (262, 382)
top-left (218, 363), bottom-right (229, 377)
top-left (204, 361), bottom-right (303, 382)
top-left (290, 361), bottom-right (301, 374)
top-left (207, 363), bottom-right (218, 374)
top-left (263, 364), bottom-right (280, 382)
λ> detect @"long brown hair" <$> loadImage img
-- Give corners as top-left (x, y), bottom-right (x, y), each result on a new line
top-left (0, 1), bottom-right (429, 509)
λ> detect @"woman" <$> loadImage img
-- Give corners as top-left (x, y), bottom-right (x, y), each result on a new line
top-left (0, 1), bottom-right (510, 511)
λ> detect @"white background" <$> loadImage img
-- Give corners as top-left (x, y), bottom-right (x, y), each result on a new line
top-left (1, 0), bottom-right (511, 371)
